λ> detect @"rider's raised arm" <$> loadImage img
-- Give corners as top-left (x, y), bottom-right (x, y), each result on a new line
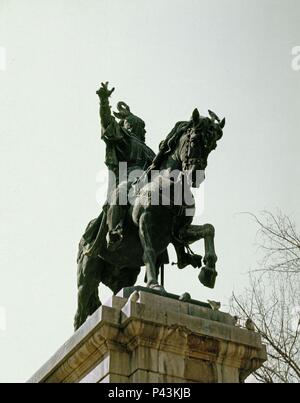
top-left (96, 82), bottom-right (123, 142)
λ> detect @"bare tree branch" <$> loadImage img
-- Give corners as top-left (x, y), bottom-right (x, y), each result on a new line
top-left (231, 211), bottom-right (300, 383)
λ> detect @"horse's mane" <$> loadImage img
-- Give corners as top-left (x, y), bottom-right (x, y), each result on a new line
top-left (159, 120), bottom-right (191, 155)
top-left (149, 119), bottom-right (193, 169)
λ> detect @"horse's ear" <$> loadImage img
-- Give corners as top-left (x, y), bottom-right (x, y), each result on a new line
top-left (208, 110), bottom-right (219, 122)
top-left (192, 108), bottom-right (200, 126)
top-left (219, 118), bottom-right (226, 129)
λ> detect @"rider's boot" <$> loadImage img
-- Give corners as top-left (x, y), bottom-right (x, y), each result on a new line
top-left (174, 243), bottom-right (202, 269)
top-left (106, 180), bottom-right (132, 251)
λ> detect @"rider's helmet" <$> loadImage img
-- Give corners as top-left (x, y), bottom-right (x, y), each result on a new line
top-left (113, 102), bottom-right (146, 142)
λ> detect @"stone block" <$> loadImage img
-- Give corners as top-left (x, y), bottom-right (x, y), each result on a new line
top-left (28, 288), bottom-right (267, 383)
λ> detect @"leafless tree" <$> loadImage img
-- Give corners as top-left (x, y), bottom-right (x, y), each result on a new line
top-left (231, 211), bottom-right (300, 383)
top-left (250, 211), bottom-right (300, 275)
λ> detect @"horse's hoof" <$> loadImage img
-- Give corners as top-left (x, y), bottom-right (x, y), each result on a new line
top-left (148, 283), bottom-right (166, 294)
top-left (198, 266), bottom-right (218, 289)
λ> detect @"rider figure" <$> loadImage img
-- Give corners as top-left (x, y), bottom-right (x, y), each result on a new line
top-left (97, 82), bottom-right (155, 250)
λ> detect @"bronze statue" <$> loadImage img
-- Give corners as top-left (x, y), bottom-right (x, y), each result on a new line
top-left (74, 83), bottom-right (225, 330)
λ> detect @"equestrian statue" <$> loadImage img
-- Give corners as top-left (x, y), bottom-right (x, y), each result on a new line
top-left (74, 82), bottom-right (225, 330)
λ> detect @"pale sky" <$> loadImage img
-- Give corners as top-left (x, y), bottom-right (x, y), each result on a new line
top-left (0, 0), bottom-right (299, 382)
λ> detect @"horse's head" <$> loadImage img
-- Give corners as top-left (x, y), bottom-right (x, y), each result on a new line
top-left (181, 108), bottom-right (225, 187)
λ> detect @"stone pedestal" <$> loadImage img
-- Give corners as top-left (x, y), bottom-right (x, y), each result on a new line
top-left (28, 287), bottom-right (266, 383)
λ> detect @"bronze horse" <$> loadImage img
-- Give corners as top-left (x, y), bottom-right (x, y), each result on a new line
top-left (74, 108), bottom-right (225, 330)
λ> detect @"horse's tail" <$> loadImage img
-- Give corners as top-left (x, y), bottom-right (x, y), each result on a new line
top-left (160, 264), bottom-right (165, 287)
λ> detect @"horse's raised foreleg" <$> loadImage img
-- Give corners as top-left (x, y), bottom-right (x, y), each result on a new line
top-left (178, 224), bottom-right (218, 288)
top-left (139, 212), bottom-right (165, 293)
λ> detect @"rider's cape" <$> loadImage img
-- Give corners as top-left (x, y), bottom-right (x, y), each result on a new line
top-left (77, 212), bottom-right (107, 262)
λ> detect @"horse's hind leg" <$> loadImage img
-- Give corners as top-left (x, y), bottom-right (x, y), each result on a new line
top-left (178, 224), bottom-right (218, 289)
top-left (74, 254), bottom-right (102, 331)
top-left (139, 212), bottom-right (165, 292)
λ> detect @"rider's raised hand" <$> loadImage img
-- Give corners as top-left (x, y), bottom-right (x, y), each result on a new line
top-left (96, 82), bottom-right (115, 100)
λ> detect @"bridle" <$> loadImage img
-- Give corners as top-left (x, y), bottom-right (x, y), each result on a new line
top-left (181, 127), bottom-right (204, 172)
